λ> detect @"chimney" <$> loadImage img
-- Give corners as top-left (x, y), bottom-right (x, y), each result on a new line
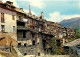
top-left (20, 8), bottom-right (23, 10)
top-left (41, 12), bottom-right (44, 19)
top-left (6, 1), bottom-right (13, 6)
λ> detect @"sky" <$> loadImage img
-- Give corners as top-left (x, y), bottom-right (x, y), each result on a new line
top-left (2, 0), bottom-right (80, 22)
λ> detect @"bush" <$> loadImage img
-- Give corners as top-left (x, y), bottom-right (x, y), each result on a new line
top-left (51, 37), bottom-right (63, 55)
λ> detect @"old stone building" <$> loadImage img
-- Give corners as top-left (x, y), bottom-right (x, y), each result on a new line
top-left (63, 38), bottom-right (80, 57)
top-left (0, 1), bottom-right (77, 57)
top-left (16, 8), bottom-right (54, 56)
top-left (51, 22), bottom-right (76, 46)
top-left (0, 1), bottom-right (17, 49)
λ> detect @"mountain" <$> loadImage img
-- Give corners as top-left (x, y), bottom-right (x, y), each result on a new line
top-left (59, 17), bottom-right (80, 29)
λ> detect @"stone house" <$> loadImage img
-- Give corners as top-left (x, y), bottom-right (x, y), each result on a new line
top-left (0, 1), bottom-right (76, 57)
top-left (0, 1), bottom-right (17, 49)
top-left (16, 9), bottom-right (54, 56)
top-left (63, 38), bottom-right (80, 57)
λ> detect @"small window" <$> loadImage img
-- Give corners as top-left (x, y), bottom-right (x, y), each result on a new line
top-left (38, 53), bottom-right (40, 56)
top-left (1, 12), bottom-right (5, 23)
top-left (13, 26), bottom-right (15, 32)
top-left (19, 16), bottom-right (21, 20)
top-left (1, 25), bottom-right (5, 32)
top-left (24, 44), bottom-right (26, 47)
top-left (12, 15), bottom-right (15, 20)
top-left (32, 34), bottom-right (34, 38)
top-left (24, 53), bottom-right (27, 56)
top-left (32, 41), bottom-right (35, 45)
top-left (23, 32), bottom-right (26, 38)
top-left (18, 43), bottom-right (21, 46)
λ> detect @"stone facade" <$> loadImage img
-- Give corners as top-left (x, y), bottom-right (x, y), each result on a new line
top-left (0, 1), bottom-right (17, 53)
top-left (63, 38), bottom-right (80, 57)
top-left (0, 7), bottom-right (17, 33)
top-left (0, 1), bottom-right (76, 57)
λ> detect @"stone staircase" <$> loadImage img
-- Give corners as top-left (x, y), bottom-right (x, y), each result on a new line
top-left (13, 47), bottom-right (23, 57)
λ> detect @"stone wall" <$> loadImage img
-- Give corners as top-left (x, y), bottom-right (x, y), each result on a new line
top-left (17, 31), bottom-right (42, 56)
top-left (17, 38), bottom-right (43, 56)
top-left (0, 33), bottom-right (17, 47)
top-left (0, 48), bottom-right (18, 57)
top-left (44, 55), bottom-right (70, 57)
top-left (24, 55), bottom-right (69, 57)
top-left (17, 31), bottom-right (32, 40)
top-left (0, 32), bottom-right (17, 40)
top-left (18, 45), bottom-right (38, 55)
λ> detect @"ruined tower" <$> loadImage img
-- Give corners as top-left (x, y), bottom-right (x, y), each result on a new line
top-left (40, 12), bottom-right (44, 19)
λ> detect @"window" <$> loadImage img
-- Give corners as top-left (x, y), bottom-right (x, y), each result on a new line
top-left (1, 12), bottom-right (5, 23)
top-left (18, 43), bottom-right (21, 46)
top-left (32, 34), bottom-right (34, 38)
top-left (1, 25), bottom-right (5, 32)
top-left (24, 43), bottom-right (26, 47)
top-left (12, 15), bottom-right (15, 20)
top-left (38, 53), bottom-right (40, 56)
top-left (13, 26), bottom-right (15, 32)
top-left (24, 53), bottom-right (27, 55)
top-left (19, 16), bottom-right (21, 20)
top-left (23, 32), bottom-right (26, 38)
top-left (32, 41), bottom-right (35, 45)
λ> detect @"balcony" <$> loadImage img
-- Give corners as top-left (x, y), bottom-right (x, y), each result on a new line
top-left (23, 18), bottom-right (28, 22)
top-left (38, 22), bottom-right (44, 25)
top-left (17, 17), bottom-right (28, 22)
top-left (17, 26), bottom-right (29, 30)
top-left (17, 38), bottom-right (28, 41)
top-left (17, 26), bottom-right (38, 33)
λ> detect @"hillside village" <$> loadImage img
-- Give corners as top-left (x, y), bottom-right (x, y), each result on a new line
top-left (0, 1), bottom-right (80, 57)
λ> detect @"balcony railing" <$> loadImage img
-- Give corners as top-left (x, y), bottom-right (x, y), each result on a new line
top-left (17, 17), bottom-right (28, 22)
top-left (17, 38), bottom-right (28, 41)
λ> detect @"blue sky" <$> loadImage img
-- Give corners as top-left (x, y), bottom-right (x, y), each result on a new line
top-left (2, 0), bottom-right (80, 22)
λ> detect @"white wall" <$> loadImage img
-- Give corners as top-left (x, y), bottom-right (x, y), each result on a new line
top-left (0, 8), bottom-right (17, 33)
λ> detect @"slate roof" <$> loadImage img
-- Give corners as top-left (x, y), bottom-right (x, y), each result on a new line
top-left (70, 46), bottom-right (80, 55)
top-left (63, 38), bottom-right (80, 46)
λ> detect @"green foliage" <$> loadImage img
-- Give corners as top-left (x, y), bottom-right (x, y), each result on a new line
top-left (56, 49), bottom-right (62, 55)
top-left (76, 27), bottom-right (80, 38)
top-left (51, 37), bottom-right (62, 55)
top-left (51, 37), bottom-right (57, 54)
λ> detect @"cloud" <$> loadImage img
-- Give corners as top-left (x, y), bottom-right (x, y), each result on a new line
top-left (16, 0), bottom-right (78, 1)
top-left (62, 15), bottom-right (80, 19)
top-left (28, 0), bottom-right (45, 9)
top-left (47, 11), bottom-right (63, 22)
top-left (24, 9), bottom-right (37, 16)
top-left (2, 0), bottom-right (19, 7)
top-left (47, 11), bottom-right (80, 22)
top-left (16, 0), bottom-right (45, 9)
